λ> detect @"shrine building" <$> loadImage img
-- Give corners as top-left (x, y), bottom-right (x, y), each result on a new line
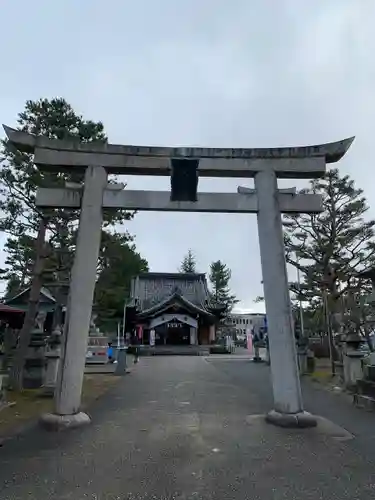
top-left (126, 272), bottom-right (223, 347)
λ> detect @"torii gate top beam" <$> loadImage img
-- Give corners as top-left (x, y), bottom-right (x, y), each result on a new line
top-left (3, 125), bottom-right (354, 179)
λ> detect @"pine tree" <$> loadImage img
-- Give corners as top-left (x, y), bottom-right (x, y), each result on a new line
top-left (0, 98), bottom-right (134, 390)
top-left (0, 235), bottom-right (38, 298)
top-left (209, 260), bottom-right (238, 317)
top-left (179, 249), bottom-right (197, 273)
top-left (283, 168), bottom-right (375, 337)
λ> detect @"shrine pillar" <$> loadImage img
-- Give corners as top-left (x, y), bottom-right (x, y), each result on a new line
top-left (209, 324), bottom-right (216, 343)
top-left (189, 327), bottom-right (198, 345)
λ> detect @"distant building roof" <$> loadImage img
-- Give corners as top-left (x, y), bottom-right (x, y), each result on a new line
top-left (230, 312), bottom-right (265, 317)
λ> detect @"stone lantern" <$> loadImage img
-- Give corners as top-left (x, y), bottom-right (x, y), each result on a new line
top-left (341, 332), bottom-right (365, 390)
top-left (356, 267), bottom-right (375, 358)
top-left (23, 310), bottom-right (49, 389)
top-left (42, 325), bottom-right (62, 397)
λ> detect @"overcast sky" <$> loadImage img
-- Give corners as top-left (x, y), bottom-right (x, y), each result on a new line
top-left (0, 0), bottom-right (374, 312)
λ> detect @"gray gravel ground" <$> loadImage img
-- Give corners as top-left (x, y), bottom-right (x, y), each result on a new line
top-left (1, 356), bottom-right (375, 500)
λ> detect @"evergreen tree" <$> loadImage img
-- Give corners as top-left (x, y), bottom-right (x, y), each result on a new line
top-left (0, 98), bottom-right (131, 239)
top-left (0, 97), bottom-right (134, 390)
top-left (283, 168), bottom-right (375, 336)
top-left (94, 231), bottom-right (149, 331)
top-left (208, 260), bottom-right (238, 317)
top-left (179, 249), bottom-right (197, 273)
top-left (0, 235), bottom-right (38, 298)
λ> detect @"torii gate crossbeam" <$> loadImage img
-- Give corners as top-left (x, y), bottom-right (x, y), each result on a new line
top-left (35, 187), bottom-right (323, 213)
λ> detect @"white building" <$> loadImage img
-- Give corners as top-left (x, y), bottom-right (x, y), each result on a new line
top-left (228, 312), bottom-right (266, 339)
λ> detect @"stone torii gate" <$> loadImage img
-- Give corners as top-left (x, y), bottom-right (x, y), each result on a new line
top-left (3, 125), bottom-right (354, 429)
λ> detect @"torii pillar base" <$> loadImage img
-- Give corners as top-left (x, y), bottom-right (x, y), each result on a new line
top-left (39, 411), bottom-right (91, 431)
top-left (266, 410), bottom-right (317, 428)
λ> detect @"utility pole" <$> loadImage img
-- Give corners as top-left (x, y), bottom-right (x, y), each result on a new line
top-left (122, 300), bottom-right (127, 341)
top-left (296, 254), bottom-right (305, 338)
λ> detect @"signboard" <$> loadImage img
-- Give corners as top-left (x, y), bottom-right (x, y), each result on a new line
top-left (167, 322), bottom-right (183, 328)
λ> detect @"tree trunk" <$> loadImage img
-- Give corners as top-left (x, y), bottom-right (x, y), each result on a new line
top-left (8, 218), bottom-right (47, 391)
top-left (323, 290), bottom-right (336, 375)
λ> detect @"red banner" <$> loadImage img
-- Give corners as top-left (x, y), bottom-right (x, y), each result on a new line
top-left (136, 324), bottom-right (143, 340)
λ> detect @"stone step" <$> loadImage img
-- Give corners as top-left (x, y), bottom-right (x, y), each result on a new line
top-left (356, 379), bottom-right (375, 398)
top-left (139, 345), bottom-right (210, 356)
top-left (353, 393), bottom-right (375, 410)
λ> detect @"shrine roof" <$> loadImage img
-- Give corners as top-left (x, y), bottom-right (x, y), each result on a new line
top-left (0, 303), bottom-right (25, 314)
top-left (5, 286), bottom-right (56, 305)
top-left (137, 290), bottom-right (215, 319)
top-left (130, 272), bottom-right (212, 313)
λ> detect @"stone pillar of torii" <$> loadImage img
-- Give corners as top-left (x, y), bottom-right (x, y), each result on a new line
top-left (3, 125), bottom-right (354, 430)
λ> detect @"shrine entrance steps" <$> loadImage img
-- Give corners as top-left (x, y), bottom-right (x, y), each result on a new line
top-left (139, 345), bottom-right (210, 356)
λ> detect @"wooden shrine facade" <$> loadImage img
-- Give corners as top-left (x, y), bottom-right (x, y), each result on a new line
top-left (126, 272), bottom-right (223, 346)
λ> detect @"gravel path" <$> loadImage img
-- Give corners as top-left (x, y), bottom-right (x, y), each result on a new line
top-left (0, 356), bottom-right (374, 499)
